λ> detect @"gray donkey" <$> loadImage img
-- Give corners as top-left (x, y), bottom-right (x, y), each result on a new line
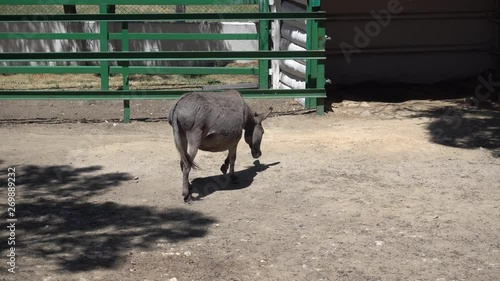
top-left (168, 90), bottom-right (272, 201)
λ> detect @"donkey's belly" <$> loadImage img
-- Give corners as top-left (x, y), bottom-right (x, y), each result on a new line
top-left (199, 134), bottom-right (241, 152)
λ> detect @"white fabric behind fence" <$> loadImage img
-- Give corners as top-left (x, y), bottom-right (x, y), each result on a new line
top-left (271, 0), bottom-right (308, 105)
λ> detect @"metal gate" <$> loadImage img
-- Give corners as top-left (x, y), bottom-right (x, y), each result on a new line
top-left (0, 0), bottom-right (326, 122)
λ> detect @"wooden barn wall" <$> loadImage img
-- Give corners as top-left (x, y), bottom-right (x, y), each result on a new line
top-left (322, 0), bottom-right (498, 84)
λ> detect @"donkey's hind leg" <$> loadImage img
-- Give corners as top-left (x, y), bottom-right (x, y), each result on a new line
top-left (183, 130), bottom-right (202, 202)
top-left (228, 145), bottom-right (238, 183)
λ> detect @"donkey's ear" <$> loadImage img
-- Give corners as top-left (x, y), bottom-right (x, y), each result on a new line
top-left (255, 107), bottom-right (273, 123)
top-left (261, 107), bottom-right (273, 121)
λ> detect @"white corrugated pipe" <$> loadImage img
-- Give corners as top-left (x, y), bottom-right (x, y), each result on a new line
top-left (281, 22), bottom-right (307, 48)
top-left (280, 59), bottom-right (306, 78)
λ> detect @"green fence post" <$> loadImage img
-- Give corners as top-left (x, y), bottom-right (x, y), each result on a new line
top-left (305, 0), bottom-right (316, 110)
top-left (316, 16), bottom-right (326, 115)
top-left (305, 1), bottom-right (311, 109)
top-left (305, 0), bottom-right (325, 114)
top-left (99, 4), bottom-right (109, 91)
top-left (122, 21), bottom-right (131, 123)
top-left (258, 0), bottom-right (270, 89)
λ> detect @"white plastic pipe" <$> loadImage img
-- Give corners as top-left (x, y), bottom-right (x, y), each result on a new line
top-left (281, 22), bottom-right (307, 48)
top-left (281, 1), bottom-right (307, 28)
top-left (280, 59), bottom-right (306, 78)
top-left (280, 38), bottom-right (306, 65)
top-left (280, 71), bottom-right (306, 89)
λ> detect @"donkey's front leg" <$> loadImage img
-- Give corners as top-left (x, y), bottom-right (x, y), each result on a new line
top-left (181, 163), bottom-right (192, 202)
top-left (220, 156), bottom-right (230, 175)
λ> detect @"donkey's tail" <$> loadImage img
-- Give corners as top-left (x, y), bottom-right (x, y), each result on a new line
top-left (170, 114), bottom-right (198, 170)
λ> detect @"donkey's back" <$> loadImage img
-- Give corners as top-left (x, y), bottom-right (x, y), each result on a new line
top-left (169, 90), bottom-right (249, 139)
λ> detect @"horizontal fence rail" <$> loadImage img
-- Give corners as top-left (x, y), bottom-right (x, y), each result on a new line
top-left (0, 12), bottom-right (325, 22)
top-left (0, 88), bottom-right (326, 100)
top-left (0, 33), bottom-right (259, 40)
top-left (0, 66), bottom-right (259, 75)
top-left (0, 0), bottom-right (260, 5)
top-left (0, 51), bottom-right (326, 62)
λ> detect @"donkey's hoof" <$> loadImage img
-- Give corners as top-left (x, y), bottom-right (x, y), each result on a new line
top-left (183, 193), bottom-right (192, 203)
top-left (182, 186), bottom-right (192, 202)
top-left (220, 164), bottom-right (228, 174)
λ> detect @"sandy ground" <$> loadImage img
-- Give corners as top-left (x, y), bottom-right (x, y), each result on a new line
top-left (0, 98), bottom-right (499, 281)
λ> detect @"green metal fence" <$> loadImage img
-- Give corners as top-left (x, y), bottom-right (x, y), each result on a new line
top-left (0, 0), bottom-right (326, 122)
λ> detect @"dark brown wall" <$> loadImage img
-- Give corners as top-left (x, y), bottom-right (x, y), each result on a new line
top-left (323, 0), bottom-right (498, 84)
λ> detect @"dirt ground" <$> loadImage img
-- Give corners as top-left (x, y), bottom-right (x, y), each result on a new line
top-left (0, 94), bottom-right (499, 280)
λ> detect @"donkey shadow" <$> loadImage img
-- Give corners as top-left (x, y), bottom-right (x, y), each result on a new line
top-left (190, 160), bottom-right (280, 200)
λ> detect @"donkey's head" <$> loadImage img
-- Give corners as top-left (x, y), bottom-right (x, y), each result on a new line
top-left (245, 107), bottom-right (273, 159)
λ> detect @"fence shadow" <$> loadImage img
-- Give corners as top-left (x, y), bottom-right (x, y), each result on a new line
top-left (0, 163), bottom-right (217, 272)
top-left (191, 160), bottom-right (280, 200)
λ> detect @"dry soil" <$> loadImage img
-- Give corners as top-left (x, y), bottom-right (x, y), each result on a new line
top-left (0, 98), bottom-right (499, 281)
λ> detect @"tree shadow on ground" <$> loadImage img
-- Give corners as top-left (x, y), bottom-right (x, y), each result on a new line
top-left (326, 78), bottom-right (500, 157)
top-left (407, 103), bottom-right (500, 157)
top-left (190, 160), bottom-right (280, 200)
top-left (0, 163), bottom-right (217, 272)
